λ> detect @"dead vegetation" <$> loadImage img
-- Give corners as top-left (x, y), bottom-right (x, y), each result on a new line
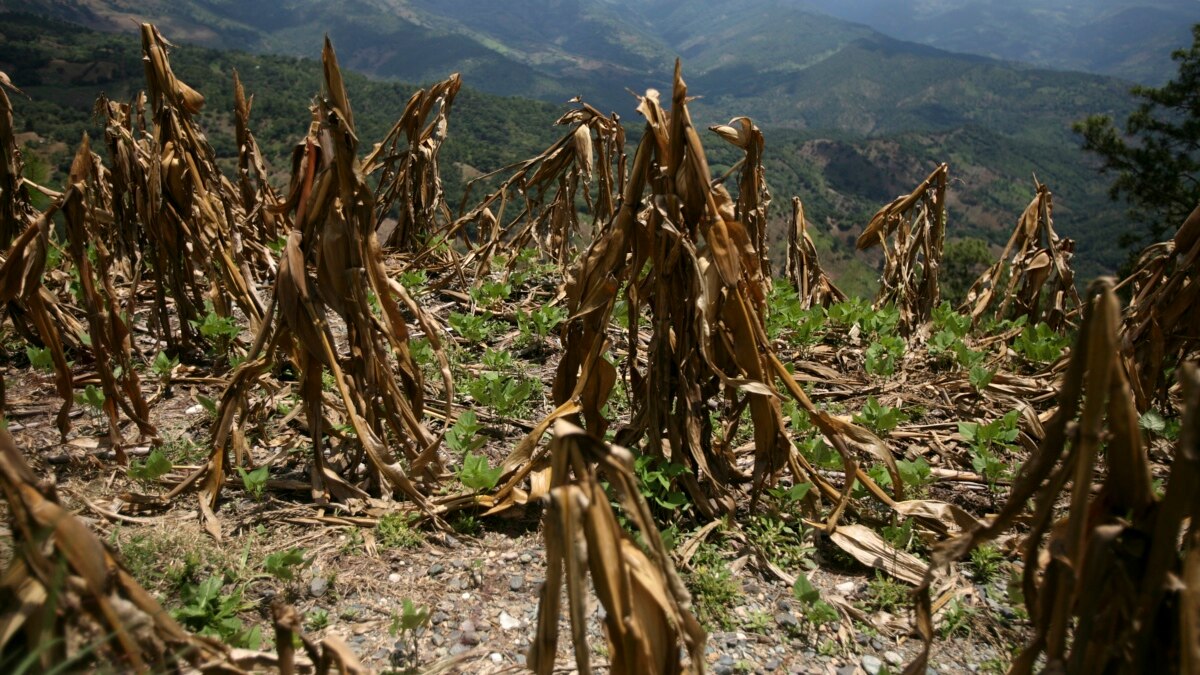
top-left (0, 23), bottom-right (1196, 675)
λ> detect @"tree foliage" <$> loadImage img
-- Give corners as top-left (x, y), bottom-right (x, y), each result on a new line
top-left (1075, 24), bottom-right (1200, 251)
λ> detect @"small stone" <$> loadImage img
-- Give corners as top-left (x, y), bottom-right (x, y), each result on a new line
top-left (871, 638), bottom-right (884, 651)
top-left (459, 620), bottom-right (475, 633)
top-left (431, 611), bottom-right (448, 625)
top-left (449, 643), bottom-right (470, 656)
top-left (431, 632), bottom-right (444, 647)
top-left (429, 563), bottom-right (445, 576)
top-left (774, 612), bottom-right (799, 629)
top-left (499, 611), bottom-right (521, 630)
top-left (441, 533), bottom-right (461, 548)
top-left (501, 551), bottom-right (518, 561)
top-left (835, 581), bottom-right (856, 594)
top-left (388, 573), bottom-right (401, 583)
top-left (461, 631), bottom-right (480, 646)
top-left (309, 577), bottom-right (328, 597)
top-left (509, 575), bottom-right (525, 591)
top-left (862, 654), bottom-right (883, 675)
top-left (764, 657), bottom-right (781, 672)
top-left (837, 666), bottom-right (857, 675)
top-left (884, 651), bottom-right (903, 667)
top-left (519, 553), bottom-right (533, 564)
top-left (515, 654), bottom-right (526, 667)
top-left (718, 654), bottom-right (735, 665)
top-left (185, 404), bottom-right (205, 415)
top-left (490, 653), bottom-right (503, 665)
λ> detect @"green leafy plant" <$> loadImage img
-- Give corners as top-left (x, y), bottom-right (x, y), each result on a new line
top-left (262, 547), bottom-right (310, 581)
top-left (376, 513), bottom-right (425, 550)
top-left (853, 396), bottom-right (908, 435)
top-left (687, 543), bottom-right (742, 630)
top-left (389, 598), bottom-right (431, 669)
top-left (398, 269), bottom-right (428, 291)
top-left (470, 279), bottom-right (512, 307)
top-left (459, 451), bottom-right (503, 492)
top-left (448, 312), bottom-right (499, 344)
top-left (959, 410), bottom-right (1021, 486)
top-left (969, 544), bottom-right (1004, 584)
top-left (767, 285), bottom-right (826, 346)
top-left (235, 465), bottom-right (269, 501)
top-left (481, 347), bottom-right (514, 371)
top-left (25, 345), bottom-right (55, 372)
top-left (517, 304), bottom-right (567, 342)
top-left (864, 336), bottom-right (905, 377)
top-left (74, 384), bottom-right (106, 412)
top-left (748, 515), bottom-right (814, 571)
top-left (793, 573), bottom-right (839, 626)
top-left (863, 573), bottom-right (907, 612)
top-left (633, 454), bottom-right (692, 512)
top-left (445, 410), bottom-right (486, 455)
top-left (127, 449), bottom-right (172, 484)
top-left (465, 371), bottom-right (534, 417)
top-left (307, 608), bottom-right (330, 631)
top-left (190, 302), bottom-right (241, 354)
top-left (173, 576), bottom-right (261, 648)
top-left (151, 350), bottom-right (179, 383)
top-left (932, 301), bottom-right (971, 338)
top-left (1012, 322), bottom-right (1068, 364)
top-left (1138, 409), bottom-right (1181, 441)
top-left (896, 456), bottom-right (934, 492)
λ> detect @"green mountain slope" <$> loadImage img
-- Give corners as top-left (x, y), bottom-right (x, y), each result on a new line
top-left (0, 9), bottom-right (1135, 280)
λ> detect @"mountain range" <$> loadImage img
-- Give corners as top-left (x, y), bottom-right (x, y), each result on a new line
top-left (3, 0), bottom-right (1182, 280)
top-left (801, 0), bottom-right (1200, 84)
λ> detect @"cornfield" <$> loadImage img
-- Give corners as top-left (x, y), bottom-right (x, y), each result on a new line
top-left (0, 24), bottom-right (1196, 675)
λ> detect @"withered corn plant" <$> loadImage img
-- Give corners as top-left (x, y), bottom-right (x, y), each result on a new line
top-left (233, 71), bottom-right (287, 280)
top-left (174, 39), bottom-right (453, 534)
top-left (454, 100), bottom-right (624, 278)
top-left (60, 137), bottom-right (157, 458)
top-left (856, 163), bottom-right (948, 335)
top-left (528, 421), bottom-right (706, 675)
top-left (363, 73), bottom-right (461, 253)
top-left (785, 197), bottom-right (846, 309)
top-left (0, 72), bottom-right (34, 250)
top-left (0, 424), bottom-right (368, 673)
top-left (495, 64), bottom-right (898, 524)
top-left (1121, 203), bottom-right (1200, 412)
top-left (906, 278), bottom-right (1198, 674)
top-left (711, 117), bottom-right (772, 281)
top-left (961, 181), bottom-right (1081, 332)
top-left (0, 426), bottom-right (230, 672)
top-left (138, 24), bottom-right (266, 351)
top-left (0, 207), bottom-right (75, 436)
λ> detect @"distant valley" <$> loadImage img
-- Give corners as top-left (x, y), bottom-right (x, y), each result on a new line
top-left (1, 0), bottom-right (1174, 280)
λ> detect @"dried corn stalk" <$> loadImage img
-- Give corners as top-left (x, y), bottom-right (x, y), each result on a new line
top-left (905, 278), bottom-right (1197, 674)
top-left (0, 205), bottom-right (75, 435)
top-left (233, 71), bottom-right (287, 279)
top-left (0, 71), bottom-right (33, 250)
top-left (60, 136), bottom-right (156, 458)
top-left (528, 421), bottom-right (706, 675)
top-left (1121, 203), bottom-right (1200, 411)
top-left (177, 39), bottom-right (453, 531)
top-left (0, 426), bottom-right (230, 672)
top-left (363, 73), bottom-right (461, 252)
top-left (856, 164), bottom-right (948, 334)
top-left (139, 24), bottom-right (265, 350)
top-left (711, 117), bottom-right (771, 280)
top-left (785, 197), bottom-right (846, 309)
top-left (496, 64), bottom-right (897, 526)
top-left (961, 181), bottom-right (1081, 331)
top-left (96, 93), bottom-right (149, 282)
top-left (453, 100), bottom-right (624, 277)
